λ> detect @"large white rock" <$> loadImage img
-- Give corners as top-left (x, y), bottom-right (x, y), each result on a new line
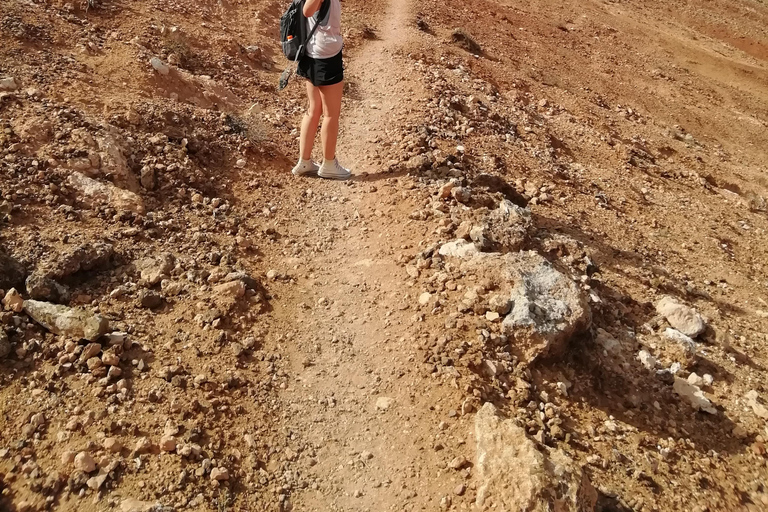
top-left (67, 171), bottom-right (145, 214)
top-left (23, 300), bottom-right (109, 341)
top-left (438, 239), bottom-right (479, 259)
top-left (656, 296), bottom-right (706, 338)
top-left (502, 251), bottom-right (591, 362)
top-left (438, 247), bottom-right (590, 363)
top-left (474, 403), bottom-right (597, 511)
top-left (673, 377), bottom-right (716, 414)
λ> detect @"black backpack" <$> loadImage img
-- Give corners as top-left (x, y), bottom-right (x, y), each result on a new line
top-left (279, 0), bottom-right (328, 62)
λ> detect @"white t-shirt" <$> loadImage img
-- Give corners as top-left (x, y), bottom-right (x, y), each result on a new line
top-left (306, 0), bottom-right (343, 59)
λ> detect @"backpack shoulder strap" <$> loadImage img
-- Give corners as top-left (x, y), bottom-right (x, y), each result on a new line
top-left (303, 0), bottom-right (325, 44)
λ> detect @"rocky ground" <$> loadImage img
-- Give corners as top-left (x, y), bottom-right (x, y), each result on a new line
top-left (1, 0), bottom-right (768, 511)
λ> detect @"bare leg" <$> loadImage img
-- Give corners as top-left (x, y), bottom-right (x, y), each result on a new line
top-left (318, 81), bottom-right (344, 161)
top-left (300, 81), bottom-right (323, 161)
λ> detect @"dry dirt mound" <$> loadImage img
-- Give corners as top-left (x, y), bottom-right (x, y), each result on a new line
top-left (1, 0), bottom-right (768, 511)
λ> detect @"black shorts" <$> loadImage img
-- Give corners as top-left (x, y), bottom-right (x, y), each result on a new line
top-left (297, 51), bottom-right (344, 87)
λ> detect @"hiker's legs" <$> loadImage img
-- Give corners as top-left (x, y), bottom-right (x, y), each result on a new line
top-left (300, 81), bottom-right (322, 161)
top-left (318, 81), bottom-right (344, 161)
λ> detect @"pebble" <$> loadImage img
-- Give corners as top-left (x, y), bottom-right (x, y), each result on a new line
top-left (449, 455), bottom-right (468, 470)
top-left (74, 451), bottom-right (96, 473)
top-left (2, 288), bottom-right (23, 313)
top-left (138, 290), bottom-right (163, 309)
top-left (160, 435), bottom-right (177, 452)
top-left (0, 77), bottom-right (18, 90)
top-left (102, 351), bottom-right (120, 366)
top-left (656, 296), bottom-right (706, 338)
top-left (637, 350), bottom-right (657, 370)
top-left (439, 182), bottom-right (455, 199)
top-left (687, 372), bottom-right (706, 387)
top-left (104, 438), bottom-right (123, 453)
top-left (150, 57), bottom-right (170, 75)
top-left (134, 437), bottom-right (152, 454)
top-left (61, 451), bottom-right (76, 465)
top-left (451, 187), bottom-right (471, 204)
top-left (210, 467), bottom-right (229, 481)
top-left (418, 292), bottom-right (432, 305)
top-left (376, 397), bottom-right (394, 411)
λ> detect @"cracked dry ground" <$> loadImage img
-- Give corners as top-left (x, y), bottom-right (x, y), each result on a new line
top-left (1, 0), bottom-right (768, 511)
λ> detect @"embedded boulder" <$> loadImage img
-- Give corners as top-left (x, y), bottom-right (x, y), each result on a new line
top-left (26, 242), bottom-right (113, 302)
top-left (23, 300), bottom-right (109, 341)
top-left (474, 403), bottom-right (597, 511)
top-left (502, 251), bottom-right (591, 362)
top-left (470, 199), bottom-right (532, 253)
top-left (67, 172), bottom-right (145, 214)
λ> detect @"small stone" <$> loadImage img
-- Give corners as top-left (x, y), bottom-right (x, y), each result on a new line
top-left (454, 483), bottom-right (466, 496)
top-left (673, 378), bottom-right (716, 414)
top-left (74, 452), bottom-right (96, 473)
top-left (637, 350), bottom-right (657, 370)
top-left (79, 343), bottom-right (102, 363)
top-left (210, 467), bottom-right (229, 481)
top-left (134, 437), bottom-right (152, 454)
top-left (746, 390), bottom-right (768, 419)
top-left (150, 57), bottom-right (170, 75)
top-left (732, 425), bottom-right (748, 439)
top-left (0, 77), bottom-right (18, 91)
top-left (451, 187), bottom-right (471, 204)
top-left (439, 181), bottom-right (455, 199)
top-left (213, 280), bottom-right (246, 300)
top-left (687, 372), bottom-right (706, 387)
top-left (485, 311), bottom-right (500, 322)
top-left (86, 357), bottom-right (103, 370)
top-left (140, 166), bottom-right (156, 190)
top-left (376, 397), bottom-right (394, 411)
top-left (449, 455), bottom-right (468, 470)
top-left (104, 438), bottom-right (123, 453)
top-left (102, 351), bottom-right (120, 366)
top-left (656, 296), bottom-right (706, 338)
top-left (61, 450), bottom-right (76, 465)
top-left (138, 290), bottom-right (163, 309)
top-left (235, 159), bottom-right (247, 168)
top-left (418, 292), bottom-right (432, 305)
top-left (2, 288), bottom-right (24, 313)
top-left (160, 435), bottom-right (177, 452)
top-left (488, 295), bottom-right (511, 315)
top-left (86, 472), bottom-right (109, 490)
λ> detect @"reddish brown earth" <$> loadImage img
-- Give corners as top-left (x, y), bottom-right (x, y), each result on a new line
top-left (1, 0), bottom-right (767, 511)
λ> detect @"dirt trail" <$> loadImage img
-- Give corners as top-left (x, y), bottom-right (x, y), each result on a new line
top-left (261, 0), bottom-right (470, 509)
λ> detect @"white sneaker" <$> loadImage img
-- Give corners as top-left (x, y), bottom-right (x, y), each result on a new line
top-left (292, 159), bottom-right (319, 177)
top-left (318, 159), bottom-right (352, 181)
